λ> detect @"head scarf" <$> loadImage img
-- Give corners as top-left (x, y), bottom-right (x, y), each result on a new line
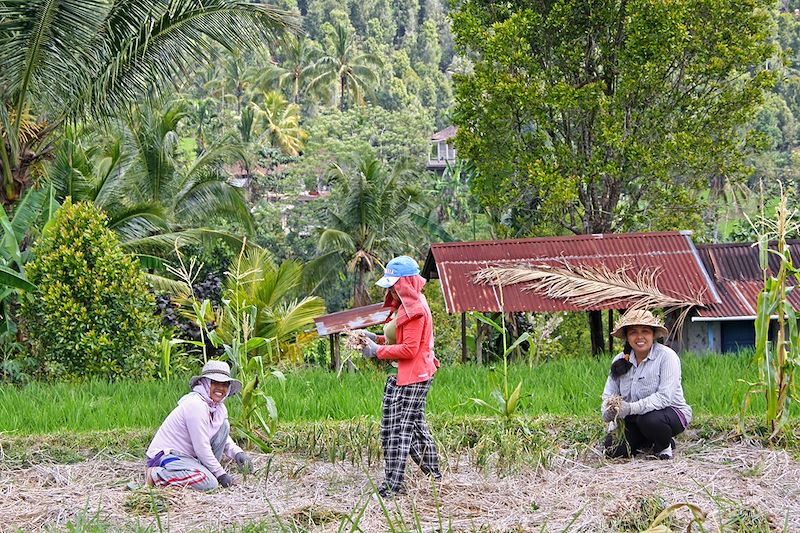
top-left (191, 377), bottom-right (228, 413)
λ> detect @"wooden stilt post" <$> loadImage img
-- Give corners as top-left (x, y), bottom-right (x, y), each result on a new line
top-left (330, 333), bottom-right (341, 372)
top-left (461, 312), bottom-right (467, 363)
top-left (607, 309), bottom-right (614, 354)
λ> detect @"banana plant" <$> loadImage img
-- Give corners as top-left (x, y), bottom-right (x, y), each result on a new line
top-left (0, 183), bottom-right (60, 338)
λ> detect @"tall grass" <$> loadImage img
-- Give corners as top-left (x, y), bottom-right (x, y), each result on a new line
top-left (0, 351), bottom-right (791, 434)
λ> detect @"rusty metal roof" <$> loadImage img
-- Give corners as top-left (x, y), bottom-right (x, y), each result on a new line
top-left (693, 241), bottom-right (800, 320)
top-left (314, 303), bottom-right (391, 336)
top-left (422, 231), bottom-right (721, 314)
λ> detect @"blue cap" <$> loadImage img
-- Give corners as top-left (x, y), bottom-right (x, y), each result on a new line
top-left (376, 256), bottom-right (420, 288)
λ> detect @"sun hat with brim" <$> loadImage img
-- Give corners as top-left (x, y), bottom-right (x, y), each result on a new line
top-left (611, 309), bottom-right (669, 340)
top-left (188, 360), bottom-right (242, 395)
top-left (376, 255), bottom-right (420, 289)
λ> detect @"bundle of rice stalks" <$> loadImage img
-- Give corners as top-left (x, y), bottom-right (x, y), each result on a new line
top-left (343, 328), bottom-right (369, 351)
top-left (604, 395), bottom-right (627, 450)
top-left (123, 487), bottom-right (178, 515)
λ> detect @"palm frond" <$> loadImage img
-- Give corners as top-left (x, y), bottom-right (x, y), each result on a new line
top-left (0, 0), bottom-right (107, 118)
top-left (73, 0), bottom-right (299, 118)
top-left (143, 272), bottom-right (190, 295)
top-left (174, 178), bottom-right (254, 234)
top-left (474, 263), bottom-right (705, 311)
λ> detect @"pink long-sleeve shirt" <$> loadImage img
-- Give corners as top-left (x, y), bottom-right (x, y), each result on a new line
top-left (146, 392), bottom-right (243, 477)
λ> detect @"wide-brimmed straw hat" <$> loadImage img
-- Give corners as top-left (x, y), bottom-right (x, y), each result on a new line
top-left (611, 309), bottom-right (669, 339)
top-left (188, 360), bottom-right (242, 395)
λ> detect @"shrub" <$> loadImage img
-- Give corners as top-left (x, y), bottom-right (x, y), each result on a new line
top-left (21, 200), bottom-right (161, 380)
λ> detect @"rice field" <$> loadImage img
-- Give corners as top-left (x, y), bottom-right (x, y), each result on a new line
top-left (0, 351), bottom-right (784, 435)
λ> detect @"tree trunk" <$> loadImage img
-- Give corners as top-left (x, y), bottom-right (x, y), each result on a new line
top-left (589, 310), bottom-right (605, 355)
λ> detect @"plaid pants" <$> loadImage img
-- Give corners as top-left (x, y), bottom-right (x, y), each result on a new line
top-left (380, 376), bottom-right (441, 493)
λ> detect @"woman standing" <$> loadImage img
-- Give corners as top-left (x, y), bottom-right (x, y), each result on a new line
top-left (601, 309), bottom-right (692, 459)
top-left (357, 255), bottom-right (442, 499)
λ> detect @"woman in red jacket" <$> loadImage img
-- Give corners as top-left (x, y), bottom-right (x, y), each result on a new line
top-left (358, 255), bottom-right (441, 499)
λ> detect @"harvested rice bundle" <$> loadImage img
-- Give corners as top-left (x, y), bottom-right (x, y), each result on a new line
top-left (604, 394), bottom-right (627, 451)
top-left (344, 328), bottom-right (369, 351)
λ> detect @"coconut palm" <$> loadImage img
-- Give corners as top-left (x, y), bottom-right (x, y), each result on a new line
top-left (307, 24), bottom-right (383, 111)
top-left (267, 35), bottom-right (322, 105)
top-left (252, 91), bottom-right (308, 156)
top-left (312, 152), bottom-right (426, 307)
top-left (47, 101), bottom-right (253, 256)
top-left (0, 0), bottom-right (298, 205)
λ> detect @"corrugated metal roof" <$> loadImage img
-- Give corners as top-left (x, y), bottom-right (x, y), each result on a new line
top-left (694, 242), bottom-right (800, 320)
top-left (422, 231), bottom-right (720, 314)
top-left (314, 303), bottom-right (391, 336)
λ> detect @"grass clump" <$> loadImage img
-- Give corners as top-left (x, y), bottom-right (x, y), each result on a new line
top-left (606, 495), bottom-right (671, 531)
top-left (123, 488), bottom-right (172, 515)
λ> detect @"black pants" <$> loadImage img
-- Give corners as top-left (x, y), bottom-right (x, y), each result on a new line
top-left (604, 407), bottom-right (685, 458)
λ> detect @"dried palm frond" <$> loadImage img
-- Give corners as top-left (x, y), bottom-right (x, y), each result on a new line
top-left (473, 262), bottom-right (705, 339)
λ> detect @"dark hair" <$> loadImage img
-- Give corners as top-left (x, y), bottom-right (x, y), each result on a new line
top-left (610, 340), bottom-right (634, 377)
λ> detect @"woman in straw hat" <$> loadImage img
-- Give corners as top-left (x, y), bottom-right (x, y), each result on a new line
top-left (145, 360), bottom-right (253, 490)
top-left (354, 255), bottom-right (442, 499)
top-left (601, 309), bottom-right (692, 460)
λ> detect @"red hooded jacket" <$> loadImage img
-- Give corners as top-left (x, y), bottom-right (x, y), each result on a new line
top-left (376, 275), bottom-right (439, 385)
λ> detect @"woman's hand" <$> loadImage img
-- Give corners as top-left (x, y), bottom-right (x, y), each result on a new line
top-left (361, 338), bottom-right (378, 358)
top-left (617, 401), bottom-right (631, 418)
top-left (354, 329), bottom-right (377, 341)
top-left (602, 408), bottom-right (617, 422)
top-left (217, 473), bottom-right (234, 488)
top-left (235, 452), bottom-right (253, 473)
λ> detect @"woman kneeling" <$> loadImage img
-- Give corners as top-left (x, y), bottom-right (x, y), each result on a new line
top-left (145, 360), bottom-right (252, 490)
top-left (601, 309), bottom-right (692, 460)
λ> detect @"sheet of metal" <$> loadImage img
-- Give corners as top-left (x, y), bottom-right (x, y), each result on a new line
top-left (314, 303), bottom-right (391, 336)
top-left (424, 231), bottom-right (718, 314)
top-left (695, 242), bottom-right (800, 318)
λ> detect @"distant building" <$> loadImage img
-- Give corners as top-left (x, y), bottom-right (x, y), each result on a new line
top-left (427, 126), bottom-right (457, 172)
top-left (680, 241), bottom-right (800, 352)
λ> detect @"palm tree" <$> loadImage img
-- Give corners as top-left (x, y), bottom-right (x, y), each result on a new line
top-left (252, 91), bottom-right (308, 156)
top-left (312, 152), bottom-right (426, 307)
top-left (48, 101), bottom-right (254, 256)
top-left (307, 24), bottom-right (383, 111)
top-left (0, 0), bottom-right (298, 205)
top-left (265, 35), bottom-right (321, 105)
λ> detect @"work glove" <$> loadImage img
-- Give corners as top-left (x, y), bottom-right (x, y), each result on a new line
top-left (235, 452), bottom-right (252, 473)
top-left (354, 329), bottom-right (377, 341)
top-left (217, 473), bottom-right (234, 488)
top-left (602, 408), bottom-right (616, 423)
top-left (361, 337), bottom-right (378, 358)
top-left (617, 401), bottom-right (632, 419)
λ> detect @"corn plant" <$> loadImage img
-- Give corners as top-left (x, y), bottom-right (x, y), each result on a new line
top-left (740, 193), bottom-right (800, 441)
top-left (469, 279), bottom-right (529, 421)
top-left (208, 240), bottom-right (285, 453)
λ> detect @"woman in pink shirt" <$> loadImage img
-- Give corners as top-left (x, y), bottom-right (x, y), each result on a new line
top-left (357, 256), bottom-right (442, 499)
top-left (145, 360), bottom-right (252, 490)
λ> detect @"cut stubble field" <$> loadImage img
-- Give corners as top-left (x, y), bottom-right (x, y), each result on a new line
top-left (3, 436), bottom-right (799, 532)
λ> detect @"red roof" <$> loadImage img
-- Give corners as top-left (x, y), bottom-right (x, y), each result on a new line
top-left (314, 303), bottom-right (391, 336)
top-left (422, 231), bottom-right (721, 314)
top-left (694, 242), bottom-right (800, 320)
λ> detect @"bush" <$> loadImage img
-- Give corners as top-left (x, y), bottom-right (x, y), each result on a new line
top-left (21, 200), bottom-right (161, 380)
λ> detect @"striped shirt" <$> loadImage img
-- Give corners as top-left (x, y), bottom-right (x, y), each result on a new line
top-left (601, 342), bottom-right (693, 425)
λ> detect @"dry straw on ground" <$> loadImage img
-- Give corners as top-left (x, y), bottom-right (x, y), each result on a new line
top-left (2, 440), bottom-right (799, 532)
